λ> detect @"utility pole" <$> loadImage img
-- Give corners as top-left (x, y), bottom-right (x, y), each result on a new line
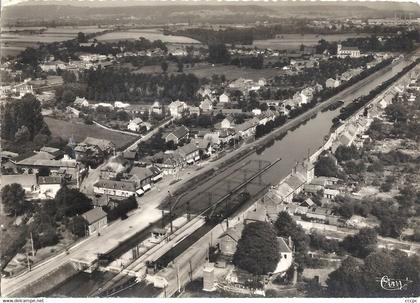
top-left (30, 232), bottom-right (35, 257)
top-left (176, 265), bottom-right (180, 294)
top-left (225, 181), bottom-right (231, 228)
top-left (26, 252), bottom-right (31, 272)
top-left (168, 191), bottom-right (173, 234)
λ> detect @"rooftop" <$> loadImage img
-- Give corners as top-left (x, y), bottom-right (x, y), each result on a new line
top-left (82, 207), bottom-right (107, 225)
top-left (94, 179), bottom-right (136, 192)
top-left (129, 166), bottom-right (154, 181)
top-left (177, 142), bottom-right (199, 157)
top-left (82, 137), bottom-right (114, 151)
top-left (278, 237), bottom-right (292, 253)
top-left (168, 125), bottom-right (189, 139)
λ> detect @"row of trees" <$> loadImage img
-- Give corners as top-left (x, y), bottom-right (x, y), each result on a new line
top-left (166, 27), bottom-right (254, 45)
top-left (80, 67), bottom-right (202, 103)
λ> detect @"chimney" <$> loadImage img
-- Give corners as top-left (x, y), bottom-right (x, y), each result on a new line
top-left (288, 236), bottom-right (293, 249)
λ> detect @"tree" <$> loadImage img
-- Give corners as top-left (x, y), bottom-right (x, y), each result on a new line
top-left (104, 195), bottom-right (138, 221)
top-left (233, 222), bottom-right (280, 275)
top-left (327, 250), bottom-right (420, 297)
top-left (1, 183), bottom-right (26, 216)
top-left (161, 61), bottom-right (168, 73)
top-left (54, 186), bottom-right (93, 218)
top-left (14, 125), bottom-right (30, 144)
top-left (314, 155), bottom-right (339, 177)
top-left (208, 43), bottom-right (230, 64)
top-left (67, 215), bottom-right (87, 238)
top-left (341, 228), bottom-right (377, 258)
top-left (62, 71), bottom-right (77, 83)
top-left (77, 32), bottom-right (87, 43)
top-left (385, 102), bottom-right (408, 123)
top-left (62, 90), bottom-right (76, 105)
top-left (177, 61), bottom-right (184, 73)
top-left (38, 166), bottom-right (50, 177)
top-left (274, 211), bottom-right (309, 254)
top-left (326, 256), bottom-right (365, 297)
top-left (334, 145), bottom-right (359, 162)
top-left (1, 94), bottom-right (46, 142)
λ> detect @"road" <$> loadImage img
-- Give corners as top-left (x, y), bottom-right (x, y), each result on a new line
top-left (2, 52), bottom-right (417, 297)
top-left (80, 117), bottom-right (174, 196)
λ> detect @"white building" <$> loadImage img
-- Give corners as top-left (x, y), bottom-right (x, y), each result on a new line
top-left (337, 44), bottom-right (361, 58)
top-left (127, 118), bottom-right (143, 132)
top-left (114, 101), bottom-right (130, 108)
top-left (74, 97), bottom-right (89, 107)
top-left (93, 179), bottom-right (137, 197)
top-left (168, 100), bottom-right (188, 119)
top-left (326, 78), bottom-right (341, 88)
top-left (273, 237), bottom-right (293, 274)
top-left (219, 93), bottom-right (230, 103)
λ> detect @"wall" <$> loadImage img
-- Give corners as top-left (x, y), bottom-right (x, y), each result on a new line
top-left (8, 263), bottom-right (79, 298)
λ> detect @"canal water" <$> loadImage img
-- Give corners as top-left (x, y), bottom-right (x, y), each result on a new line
top-left (48, 59), bottom-right (412, 297)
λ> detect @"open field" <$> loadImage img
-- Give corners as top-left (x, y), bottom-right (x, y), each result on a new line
top-left (94, 29), bottom-right (200, 44)
top-left (44, 117), bottom-right (135, 148)
top-left (252, 33), bottom-right (370, 50)
top-left (186, 63), bottom-right (282, 80)
top-left (1, 26), bottom-right (108, 57)
top-left (131, 62), bottom-right (282, 80)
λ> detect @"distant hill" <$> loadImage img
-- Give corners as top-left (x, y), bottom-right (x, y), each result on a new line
top-left (2, 2), bottom-right (419, 24)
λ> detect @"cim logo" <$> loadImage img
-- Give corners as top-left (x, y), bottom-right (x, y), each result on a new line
top-left (379, 276), bottom-right (413, 291)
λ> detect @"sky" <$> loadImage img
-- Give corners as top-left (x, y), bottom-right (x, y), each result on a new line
top-left (2, 0), bottom-right (419, 7)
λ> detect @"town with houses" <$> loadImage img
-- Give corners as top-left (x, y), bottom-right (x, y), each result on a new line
top-left (0, 0), bottom-right (420, 300)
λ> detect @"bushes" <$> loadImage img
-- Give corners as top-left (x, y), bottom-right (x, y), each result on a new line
top-left (327, 250), bottom-right (420, 297)
top-left (314, 156), bottom-right (339, 177)
top-left (334, 145), bottom-right (359, 162)
top-left (55, 186), bottom-right (93, 218)
top-left (105, 196), bottom-right (138, 221)
top-left (309, 232), bottom-right (341, 254)
top-left (340, 228), bottom-right (377, 258)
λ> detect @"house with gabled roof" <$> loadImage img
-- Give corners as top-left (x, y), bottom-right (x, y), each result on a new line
top-left (219, 93), bottom-right (230, 103)
top-left (82, 207), bottom-right (108, 235)
top-left (168, 100), bottom-right (188, 119)
top-left (199, 99), bottom-right (213, 112)
top-left (219, 224), bottom-right (244, 256)
top-left (128, 166), bottom-right (154, 193)
top-left (274, 237), bottom-right (293, 274)
top-left (175, 142), bottom-right (200, 164)
top-left (221, 116), bottom-right (235, 129)
top-left (165, 125), bottom-right (189, 144)
top-left (93, 179), bottom-right (137, 197)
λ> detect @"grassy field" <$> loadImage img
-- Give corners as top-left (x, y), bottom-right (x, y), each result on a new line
top-left (252, 33), bottom-right (370, 50)
top-left (44, 117), bottom-right (136, 148)
top-left (186, 64), bottom-right (282, 81)
top-left (131, 63), bottom-right (282, 80)
top-left (1, 26), bottom-right (108, 57)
